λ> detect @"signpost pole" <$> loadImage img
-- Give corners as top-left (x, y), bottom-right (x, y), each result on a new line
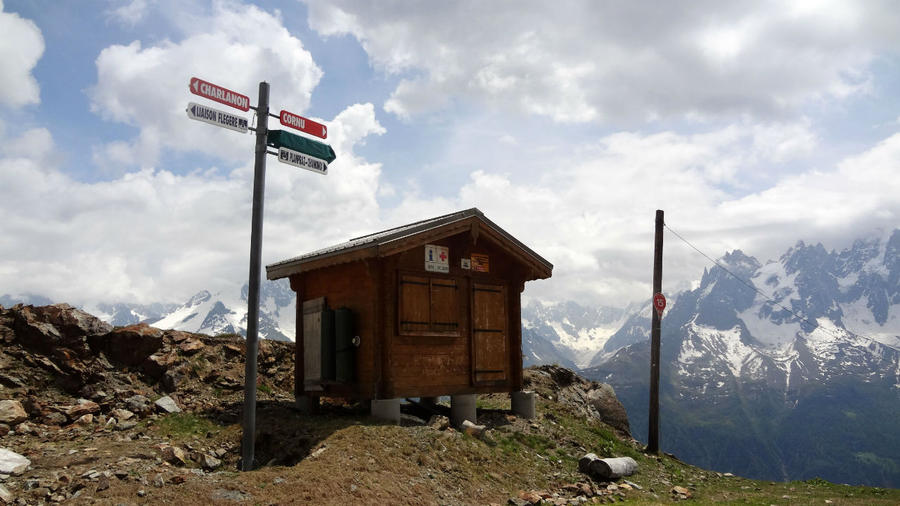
top-left (241, 81), bottom-right (269, 471)
top-left (647, 210), bottom-right (664, 454)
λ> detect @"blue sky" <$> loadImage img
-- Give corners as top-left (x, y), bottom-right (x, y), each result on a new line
top-left (1, 0), bottom-right (899, 308)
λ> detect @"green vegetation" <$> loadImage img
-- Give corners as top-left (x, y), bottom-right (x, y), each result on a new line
top-left (153, 412), bottom-right (220, 438)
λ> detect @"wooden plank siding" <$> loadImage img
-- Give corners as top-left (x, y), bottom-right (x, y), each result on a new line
top-left (290, 259), bottom-right (378, 398)
top-left (288, 222), bottom-right (534, 400)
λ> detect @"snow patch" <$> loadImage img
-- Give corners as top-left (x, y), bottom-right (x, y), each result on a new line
top-left (841, 298), bottom-right (900, 350)
top-left (738, 304), bottom-right (801, 348)
top-left (685, 321), bottom-right (755, 378)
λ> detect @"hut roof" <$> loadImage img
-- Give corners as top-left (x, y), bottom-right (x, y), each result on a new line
top-left (266, 208), bottom-right (552, 281)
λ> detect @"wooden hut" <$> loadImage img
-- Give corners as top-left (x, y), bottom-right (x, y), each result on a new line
top-left (266, 208), bottom-right (552, 422)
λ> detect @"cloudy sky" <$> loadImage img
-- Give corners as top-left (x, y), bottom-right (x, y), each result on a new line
top-left (1, 0), bottom-right (899, 309)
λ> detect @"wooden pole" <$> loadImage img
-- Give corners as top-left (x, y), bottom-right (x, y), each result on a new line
top-left (647, 209), bottom-right (664, 454)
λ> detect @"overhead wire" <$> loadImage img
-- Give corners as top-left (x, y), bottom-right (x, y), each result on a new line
top-left (663, 223), bottom-right (870, 343)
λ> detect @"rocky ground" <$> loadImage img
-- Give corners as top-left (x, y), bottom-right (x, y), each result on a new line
top-left (1, 303), bottom-right (898, 505)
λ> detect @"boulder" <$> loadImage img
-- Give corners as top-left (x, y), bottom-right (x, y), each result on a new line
top-left (65, 399), bottom-right (100, 419)
top-left (427, 414), bottom-right (450, 431)
top-left (12, 304), bottom-right (111, 356)
top-left (461, 420), bottom-right (487, 439)
top-left (586, 384), bottom-right (631, 436)
top-left (0, 400), bottom-right (27, 425)
top-left (110, 409), bottom-right (135, 421)
top-left (200, 454), bottom-right (222, 470)
top-left (154, 395), bottom-right (181, 414)
top-left (671, 486), bottom-right (691, 498)
top-left (162, 446), bottom-right (187, 466)
top-left (0, 448), bottom-right (30, 475)
top-left (125, 395), bottom-right (152, 416)
top-left (143, 350), bottom-right (178, 380)
top-left (89, 324), bottom-right (164, 367)
top-left (177, 338), bottom-right (204, 354)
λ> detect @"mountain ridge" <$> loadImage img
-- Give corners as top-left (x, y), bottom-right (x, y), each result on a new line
top-left (584, 228), bottom-right (900, 487)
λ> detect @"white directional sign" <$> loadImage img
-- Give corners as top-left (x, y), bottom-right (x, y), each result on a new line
top-left (186, 102), bottom-right (248, 133)
top-left (277, 147), bottom-right (328, 175)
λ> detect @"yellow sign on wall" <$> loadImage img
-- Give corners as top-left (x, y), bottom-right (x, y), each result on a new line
top-left (471, 253), bottom-right (489, 273)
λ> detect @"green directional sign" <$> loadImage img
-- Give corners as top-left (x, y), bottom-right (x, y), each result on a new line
top-left (267, 129), bottom-right (336, 163)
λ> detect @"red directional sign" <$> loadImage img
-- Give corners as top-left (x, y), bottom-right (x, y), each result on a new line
top-left (189, 77), bottom-right (250, 112)
top-left (653, 293), bottom-right (667, 317)
top-left (279, 109), bottom-right (327, 139)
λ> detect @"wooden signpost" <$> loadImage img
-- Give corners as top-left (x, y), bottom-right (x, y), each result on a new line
top-left (185, 77), bottom-right (336, 471)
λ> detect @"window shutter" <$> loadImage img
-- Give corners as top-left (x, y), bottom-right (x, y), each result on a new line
top-left (399, 275), bottom-right (430, 332)
top-left (430, 279), bottom-right (459, 331)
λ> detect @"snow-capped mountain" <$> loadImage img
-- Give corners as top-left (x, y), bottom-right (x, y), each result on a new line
top-left (522, 300), bottom-right (630, 368)
top-left (149, 280), bottom-right (295, 342)
top-left (584, 229), bottom-right (900, 487)
top-left (85, 301), bottom-right (179, 327)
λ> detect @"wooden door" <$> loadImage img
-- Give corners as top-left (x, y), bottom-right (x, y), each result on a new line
top-left (472, 282), bottom-right (507, 384)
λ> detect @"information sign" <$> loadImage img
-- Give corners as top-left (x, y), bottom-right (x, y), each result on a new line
top-left (280, 110), bottom-right (327, 139)
top-left (277, 146), bottom-right (328, 175)
top-left (186, 102), bottom-right (248, 133)
top-left (425, 244), bottom-right (449, 273)
top-left (189, 77), bottom-right (250, 111)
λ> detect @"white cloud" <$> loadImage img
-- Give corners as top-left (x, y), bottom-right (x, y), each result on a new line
top-left (0, 1), bottom-right (44, 107)
top-left (385, 122), bottom-right (898, 306)
top-left (106, 0), bottom-right (149, 26)
top-left (89, 1), bottom-right (322, 171)
top-left (0, 103), bottom-right (386, 305)
top-left (306, 1), bottom-right (900, 124)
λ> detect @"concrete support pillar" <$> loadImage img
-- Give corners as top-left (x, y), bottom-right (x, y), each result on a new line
top-left (450, 394), bottom-right (477, 427)
top-left (370, 398), bottom-right (401, 424)
top-left (511, 390), bottom-right (536, 419)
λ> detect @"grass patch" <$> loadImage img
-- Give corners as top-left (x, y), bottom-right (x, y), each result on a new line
top-left (153, 412), bottom-right (220, 439)
top-left (497, 431), bottom-right (557, 458)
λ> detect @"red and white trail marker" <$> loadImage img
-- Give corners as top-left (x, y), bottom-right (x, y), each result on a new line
top-left (279, 109), bottom-right (327, 139)
top-left (189, 77), bottom-right (250, 112)
top-left (653, 293), bottom-right (667, 318)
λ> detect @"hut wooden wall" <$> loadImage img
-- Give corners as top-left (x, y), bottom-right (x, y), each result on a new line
top-left (382, 230), bottom-right (525, 398)
top-left (290, 259), bottom-right (380, 399)
top-left (290, 228), bottom-right (528, 400)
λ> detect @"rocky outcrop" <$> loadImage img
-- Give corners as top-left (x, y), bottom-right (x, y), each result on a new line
top-left (0, 303), bottom-right (294, 422)
top-left (0, 303), bottom-right (297, 504)
top-left (586, 383), bottom-right (631, 437)
top-left (11, 303), bottom-right (112, 356)
top-left (524, 364), bottom-right (631, 436)
top-left (88, 323), bottom-right (164, 366)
